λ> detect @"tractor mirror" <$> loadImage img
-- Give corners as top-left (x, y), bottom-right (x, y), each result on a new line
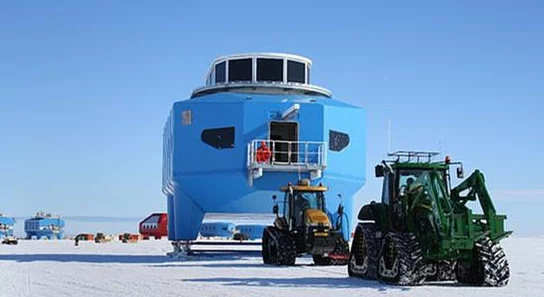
top-left (272, 205), bottom-right (279, 214)
top-left (375, 165), bottom-right (384, 177)
top-left (456, 167), bottom-right (464, 179)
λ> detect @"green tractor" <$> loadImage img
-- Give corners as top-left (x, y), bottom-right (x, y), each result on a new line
top-left (348, 151), bottom-right (511, 286)
top-left (262, 179), bottom-right (350, 266)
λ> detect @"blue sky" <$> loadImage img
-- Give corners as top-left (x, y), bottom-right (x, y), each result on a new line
top-left (0, 1), bottom-right (542, 235)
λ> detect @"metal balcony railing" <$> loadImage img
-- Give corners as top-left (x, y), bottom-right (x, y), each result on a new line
top-left (247, 139), bottom-right (327, 185)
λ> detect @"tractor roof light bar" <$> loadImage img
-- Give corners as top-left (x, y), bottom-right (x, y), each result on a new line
top-left (387, 150), bottom-right (440, 163)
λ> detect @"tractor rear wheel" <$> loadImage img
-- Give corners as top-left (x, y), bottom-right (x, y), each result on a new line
top-left (261, 227), bottom-right (275, 264)
top-left (456, 237), bottom-right (509, 287)
top-left (348, 223), bottom-right (378, 279)
top-left (377, 232), bottom-right (426, 285)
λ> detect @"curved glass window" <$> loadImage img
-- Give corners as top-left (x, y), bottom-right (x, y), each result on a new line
top-left (257, 58), bottom-right (283, 82)
top-left (287, 61), bottom-right (305, 83)
top-left (329, 130), bottom-right (349, 152)
top-left (228, 59), bottom-right (252, 81)
top-left (215, 61), bottom-right (226, 83)
top-left (201, 127), bottom-right (235, 149)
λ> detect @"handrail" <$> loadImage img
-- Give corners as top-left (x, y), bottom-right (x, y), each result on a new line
top-left (248, 139), bottom-right (327, 168)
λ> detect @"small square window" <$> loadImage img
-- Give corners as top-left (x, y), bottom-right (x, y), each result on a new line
top-left (182, 110), bottom-right (192, 125)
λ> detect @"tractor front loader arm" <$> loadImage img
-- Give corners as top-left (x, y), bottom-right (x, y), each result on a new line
top-left (451, 170), bottom-right (511, 241)
top-left (451, 170), bottom-right (496, 217)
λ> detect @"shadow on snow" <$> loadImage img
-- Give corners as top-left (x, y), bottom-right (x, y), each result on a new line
top-left (0, 251), bottom-right (262, 264)
top-left (183, 276), bottom-right (411, 291)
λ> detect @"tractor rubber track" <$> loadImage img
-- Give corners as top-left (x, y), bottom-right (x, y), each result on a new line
top-left (348, 223), bottom-right (378, 279)
top-left (424, 260), bottom-right (456, 281)
top-left (456, 237), bottom-right (510, 287)
top-left (377, 232), bottom-right (426, 286)
top-left (276, 232), bottom-right (296, 266)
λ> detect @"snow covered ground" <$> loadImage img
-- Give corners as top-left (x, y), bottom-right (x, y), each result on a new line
top-left (0, 236), bottom-right (542, 297)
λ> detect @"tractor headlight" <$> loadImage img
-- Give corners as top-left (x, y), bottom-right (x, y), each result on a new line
top-left (308, 222), bottom-right (331, 228)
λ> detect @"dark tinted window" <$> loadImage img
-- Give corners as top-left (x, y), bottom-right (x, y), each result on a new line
top-left (287, 61), bottom-right (305, 83)
top-left (201, 127), bottom-right (235, 149)
top-left (215, 62), bottom-right (226, 83)
top-left (228, 59), bottom-right (252, 81)
top-left (257, 58), bottom-right (283, 82)
top-left (329, 130), bottom-right (350, 152)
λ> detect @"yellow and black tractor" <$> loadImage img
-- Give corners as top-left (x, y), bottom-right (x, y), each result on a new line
top-left (262, 179), bottom-right (349, 266)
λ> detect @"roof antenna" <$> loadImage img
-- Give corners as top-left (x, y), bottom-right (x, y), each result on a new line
top-left (387, 119), bottom-right (392, 155)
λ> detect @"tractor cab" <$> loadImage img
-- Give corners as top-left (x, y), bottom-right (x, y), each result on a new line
top-left (274, 179), bottom-right (328, 231)
top-left (372, 151), bottom-right (463, 232)
top-left (375, 152), bottom-right (462, 200)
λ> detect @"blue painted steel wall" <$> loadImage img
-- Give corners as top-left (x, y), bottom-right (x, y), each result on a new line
top-left (24, 217), bottom-right (65, 240)
top-left (0, 217), bottom-right (15, 238)
top-left (163, 92), bottom-right (366, 241)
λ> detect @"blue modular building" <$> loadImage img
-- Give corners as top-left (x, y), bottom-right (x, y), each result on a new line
top-left (24, 212), bottom-right (65, 240)
top-left (199, 221), bottom-right (236, 238)
top-left (163, 53), bottom-right (366, 244)
top-left (0, 213), bottom-right (15, 239)
top-left (234, 224), bottom-right (267, 240)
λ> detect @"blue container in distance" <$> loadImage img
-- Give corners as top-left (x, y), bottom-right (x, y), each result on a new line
top-left (163, 53), bottom-right (366, 242)
top-left (0, 213), bottom-right (15, 239)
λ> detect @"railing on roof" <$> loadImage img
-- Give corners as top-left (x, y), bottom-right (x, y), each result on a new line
top-left (247, 139), bottom-right (327, 186)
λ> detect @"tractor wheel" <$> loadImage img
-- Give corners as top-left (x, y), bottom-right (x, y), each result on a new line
top-left (261, 227), bottom-right (275, 264)
top-left (348, 223), bottom-right (378, 279)
top-left (377, 232), bottom-right (426, 285)
top-left (456, 237), bottom-right (509, 287)
top-left (276, 233), bottom-right (296, 266)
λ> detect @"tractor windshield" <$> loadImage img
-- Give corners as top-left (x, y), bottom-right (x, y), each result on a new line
top-left (286, 191), bottom-right (325, 228)
top-left (397, 169), bottom-right (427, 195)
top-left (294, 192), bottom-right (324, 210)
top-left (397, 168), bottom-right (447, 195)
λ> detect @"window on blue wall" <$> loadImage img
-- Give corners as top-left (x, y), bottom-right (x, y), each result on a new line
top-left (215, 61), bottom-right (226, 83)
top-left (287, 61), bottom-right (305, 83)
top-left (201, 127), bottom-right (235, 149)
top-left (329, 130), bottom-right (350, 152)
top-left (228, 58), bottom-right (252, 82)
top-left (257, 58), bottom-right (284, 82)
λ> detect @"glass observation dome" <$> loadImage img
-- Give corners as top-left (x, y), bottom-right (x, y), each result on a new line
top-left (191, 53), bottom-right (332, 98)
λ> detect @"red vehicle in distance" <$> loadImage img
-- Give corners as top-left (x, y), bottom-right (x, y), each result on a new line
top-left (139, 213), bottom-right (168, 240)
